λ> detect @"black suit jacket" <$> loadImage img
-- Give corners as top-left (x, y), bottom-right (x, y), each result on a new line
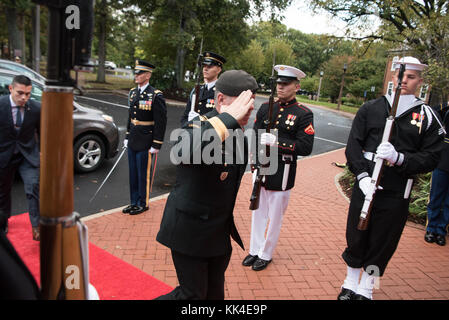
top-left (157, 110), bottom-right (246, 257)
top-left (0, 95), bottom-right (41, 169)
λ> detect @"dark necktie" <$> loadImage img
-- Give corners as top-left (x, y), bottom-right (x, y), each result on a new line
top-left (15, 106), bottom-right (23, 129)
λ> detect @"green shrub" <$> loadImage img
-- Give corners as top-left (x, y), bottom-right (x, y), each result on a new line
top-left (338, 167), bottom-right (431, 225)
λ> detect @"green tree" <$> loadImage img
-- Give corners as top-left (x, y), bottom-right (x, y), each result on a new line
top-left (1, 0), bottom-right (33, 62)
top-left (134, 0), bottom-right (293, 90)
top-left (235, 40), bottom-right (266, 84)
top-left (320, 54), bottom-right (354, 103)
top-left (309, 0), bottom-right (449, 104)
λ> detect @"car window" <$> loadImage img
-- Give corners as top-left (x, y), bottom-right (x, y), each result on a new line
top-left (0, 74), bottom-right (11, 96)
top-left (30, 83), bottom-right (43, 102)
top-left (0, 74), bottom-right (43, 102)
top-left (0, 62), bottom-right (43, 82)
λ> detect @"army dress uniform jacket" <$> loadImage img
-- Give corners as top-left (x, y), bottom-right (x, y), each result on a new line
top-left (254, 99), bottom-right (314, 191)
top-left (126, 85), bottom-right (167, 151)
top-left (157, 109), bottom-right (246, 258)
top-left (345, 96), bottom-right (444, 195)
top-left (180, 84), bottom-right (216, 126)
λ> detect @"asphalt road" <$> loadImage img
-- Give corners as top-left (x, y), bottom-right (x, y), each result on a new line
top-left (11, 93), bottom-right (353, 217)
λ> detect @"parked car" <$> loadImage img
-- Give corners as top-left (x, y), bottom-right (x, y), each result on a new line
top-left (0, 58), bottom-right (46, 83)
top-left (104, 61), bottom-right (117, 70)
top-left (0, 68), bottom-right (119, 173)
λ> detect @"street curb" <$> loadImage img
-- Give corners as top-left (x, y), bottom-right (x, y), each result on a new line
top-left (81, 193), bottom-right (170, 223)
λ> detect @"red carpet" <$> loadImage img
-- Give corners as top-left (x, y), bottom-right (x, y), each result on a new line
top-left (6, 213), bottom-right (173, 300)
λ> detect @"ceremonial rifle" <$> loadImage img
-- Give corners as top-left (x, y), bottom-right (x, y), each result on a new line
top-left (357, 63), bottom-right (406, 230)
top-left (249, 51), bottom-right (276, 210)
top-left (34, 0), bottom-right (95, 299)
top-left (190, 38), bottom-right (204, 114)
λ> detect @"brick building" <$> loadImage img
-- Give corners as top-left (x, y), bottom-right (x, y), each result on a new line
top-left (382, 56), bottom-right (430, 103)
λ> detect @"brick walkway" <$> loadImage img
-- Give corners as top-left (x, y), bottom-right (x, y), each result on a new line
top-left (84, 148), bottom-right (449, 300)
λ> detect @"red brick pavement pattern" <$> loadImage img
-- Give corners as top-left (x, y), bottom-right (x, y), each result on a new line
top-left (85, 148), bottom-right (449, 300)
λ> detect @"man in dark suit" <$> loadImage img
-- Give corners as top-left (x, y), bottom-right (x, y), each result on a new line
top-left (156, 70), bottom-right (258, 300)
top-left (122, 60), bottom-right (167, 216)
top-left (0, 75), bottom-right (41, 241)
top-left (180, 51), bottom-right (226, 126)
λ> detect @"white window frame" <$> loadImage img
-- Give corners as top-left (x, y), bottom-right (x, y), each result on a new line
top-left (391, 56), bottom-right (399, 71)
top-left (387, 81), bottom-right (394, 96)
top-left (419, 84), bottom-right (429, 101)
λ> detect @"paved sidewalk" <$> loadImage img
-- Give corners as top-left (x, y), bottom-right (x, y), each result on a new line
top-left (84, 148), bottom-right (449, 300)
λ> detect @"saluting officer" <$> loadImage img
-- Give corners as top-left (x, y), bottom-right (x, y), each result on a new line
top-left (181, 51), bottom-right (226, 126)
top-left (122, 60), bottom-right (167, 215)
top-left (338, 57), bottom-right (444, 300)
top-left (242, 65), bottom-right (315, 271)
top-left (156, 70), bottom-right (258, 300)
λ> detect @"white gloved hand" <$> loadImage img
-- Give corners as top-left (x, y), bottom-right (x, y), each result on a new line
top-left (358, 176), bottom-right (372, 196)
top-left (260, 132), bottom-right (277, 146)
top-left (150, 147), bottom-right (159, 154)
top-left (188, 110), bottom-right (200, 121)
top-left (358, 176), bottom-right (383, 196)
top-left (376, 142), bottom-right (399, 165)
top-left (123, 139), bottom-right (128, 148)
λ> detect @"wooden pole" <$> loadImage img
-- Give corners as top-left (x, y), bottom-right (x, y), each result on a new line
top-left (40, 87), bottom-right (86, 300)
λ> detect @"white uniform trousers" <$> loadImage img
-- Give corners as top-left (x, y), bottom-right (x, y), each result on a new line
top-left (249, 186), bottom-right (291, 261)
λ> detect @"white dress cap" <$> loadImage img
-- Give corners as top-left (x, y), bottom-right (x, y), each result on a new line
top-left (393, 56), bottom-right (427, 71)
top-left (274, 65), bottom-right (306, 81)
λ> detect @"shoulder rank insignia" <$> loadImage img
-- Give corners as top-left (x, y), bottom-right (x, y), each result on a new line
top-left (304, 123), bottom-right (315, 135)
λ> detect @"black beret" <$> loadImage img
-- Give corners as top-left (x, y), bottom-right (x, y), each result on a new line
top-left (135, 59), bottom-right (155, 74)
top-left (215, 70), bottom-right (258, 97)
top-left (202, 51), bottom-right (226, 67)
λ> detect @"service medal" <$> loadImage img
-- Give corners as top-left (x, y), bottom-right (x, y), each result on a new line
top-left (220, 172), bottom-right (228, 181)
top-left (411, 112), bottom-right (419, 125)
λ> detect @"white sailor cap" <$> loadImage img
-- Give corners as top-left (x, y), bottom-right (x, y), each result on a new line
top-left (393, 56), bottom-right (427, 71)
top-left (274, 65), bottom-right (306, 82)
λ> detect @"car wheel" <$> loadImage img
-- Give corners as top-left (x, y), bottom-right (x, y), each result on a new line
top-left (74, 134), bottom-right (105, 173)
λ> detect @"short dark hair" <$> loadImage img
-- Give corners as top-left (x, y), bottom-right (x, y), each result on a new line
top-left (11, 75), bottom-right (32, 87)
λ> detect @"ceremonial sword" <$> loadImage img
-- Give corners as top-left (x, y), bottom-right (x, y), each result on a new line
top-left (89, 145), bottom-right (127, 203)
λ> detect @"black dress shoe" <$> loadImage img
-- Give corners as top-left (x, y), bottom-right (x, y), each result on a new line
top-left (252, 258), bottom-right (272, 271)
top-left (354, 293), bottom-right (371, 300)
top-left (242, 254), bottom-right (258, 266)
top-left (436, 234), bottom-right (446, 246)
top-left (424, 231), bottom-right (436, 243)
top-left (129, 206), bottom-right (149, 215)
top-left (337, 288), bottom-right (356, 300)
top-left (122, 205), bottom-right (137, 214)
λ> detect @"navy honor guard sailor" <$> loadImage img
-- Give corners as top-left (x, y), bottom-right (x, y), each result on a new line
top-left (338, 56), bottom-right (445, 300)
top-left (122, 60), bottom-right (167, 215)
